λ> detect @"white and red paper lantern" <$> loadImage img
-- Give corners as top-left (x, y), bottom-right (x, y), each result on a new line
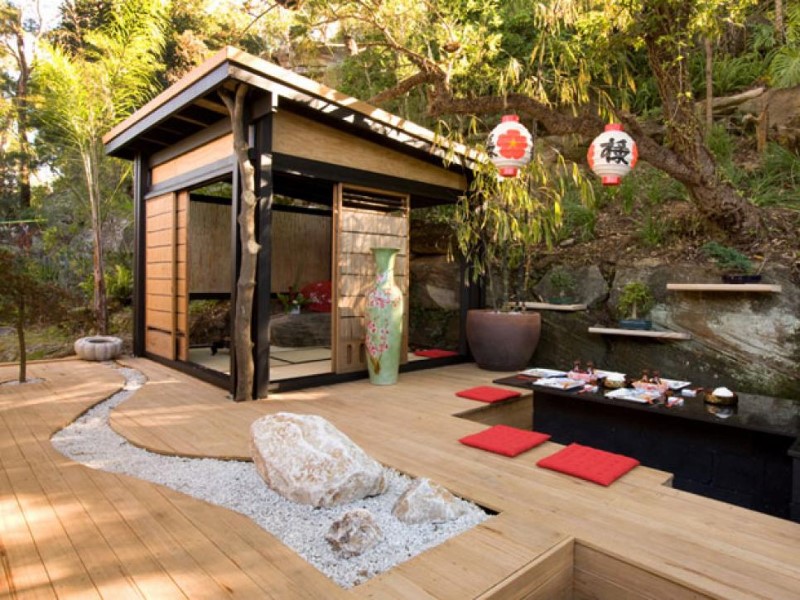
top-left (587, 123), bottom-right (638, 186)
top-left (488, 115), bottom-right (533, 178)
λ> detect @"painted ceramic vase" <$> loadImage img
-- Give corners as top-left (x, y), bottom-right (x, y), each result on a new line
top-left (365, 247), bottom-right (403, 385)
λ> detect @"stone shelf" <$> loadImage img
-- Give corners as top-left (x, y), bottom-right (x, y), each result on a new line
top-left (667, 283), bottom-right (782, 293)
top-left (588, 327), bottom-right (692, 340)
top-left (509, 302), bottom-right (588, 312)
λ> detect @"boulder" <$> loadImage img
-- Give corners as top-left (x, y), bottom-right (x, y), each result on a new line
top-left (533, 265), bottom-right (608, 307)
top-left (250, 412), bottom-right (387, 507)
top-left (409, 255), bottom-right (460, 310)
top-left (392, 478), bottom-right (469, 524)
top-left (325, 509), bottom-right (383, 558)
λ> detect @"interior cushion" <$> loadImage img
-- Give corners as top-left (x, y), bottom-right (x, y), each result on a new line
top-left (414, 349), bottom-right (459, 358)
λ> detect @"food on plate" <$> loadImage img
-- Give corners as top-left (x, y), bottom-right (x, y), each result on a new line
top-left (604, 373), bottom-right (626, 389)
top-left (707, 386), bottom-right (738, 406)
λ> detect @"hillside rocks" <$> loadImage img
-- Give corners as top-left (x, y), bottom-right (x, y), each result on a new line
top-left (250, 413), bottom-right (388, 507)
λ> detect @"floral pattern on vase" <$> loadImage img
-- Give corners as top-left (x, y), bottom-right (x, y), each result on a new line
top-left (365, 247), bottom-right (403, 385)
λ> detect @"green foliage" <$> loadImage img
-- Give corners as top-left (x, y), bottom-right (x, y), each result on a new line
top-left (617, 281), bottom-right (654, 320)
top-left (638, 210), bottom-right (669, 247)
top-left (768, 2), bottom-right (800, 88)
top-left (690, 51), bottom-right (764, 97)
top-left (453, 128), bottom-right (594, 310)
top-left (747, 144), bottom-right (800, 207)
top-left (106, 263), bottom-right (133, 306)
top-left (702, 241), bottom-right (753, 273)
top-left (0, 246), bottom-right (68, 381)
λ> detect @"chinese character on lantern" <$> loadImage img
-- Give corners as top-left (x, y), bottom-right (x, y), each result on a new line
top-left (587, 123), bottom-right (638, 185)
top-left (488, 115), bottom-right (533, 178)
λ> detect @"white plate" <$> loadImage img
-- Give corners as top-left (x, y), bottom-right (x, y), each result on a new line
top-left (660, 378), bottom-right (691, 390)
top-left (594, 369), bottom-right (626, 379)
top-left (605, 388), bottom-right (660, 403)
top-left (520, 368), bottom-right (567, 378)
top-left (533, 377), bottom-right (585, 392)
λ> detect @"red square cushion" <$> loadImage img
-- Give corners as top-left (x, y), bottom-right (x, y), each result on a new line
top-left (414, 349), bottom-right (459, 358)
top-left (537, 443), bottom-right (640, 486)
top-left (300, 281), bottom-right (331, 313)
top-left (459, 425), bottom-right (551, 457)
top-left (455, 386), bottom-right (521, 403)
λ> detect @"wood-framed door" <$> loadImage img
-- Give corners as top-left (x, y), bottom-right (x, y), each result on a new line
top-left (144, 190), bottom-right (188, 361)
top-left (332, 184), bottom-right (410, 374)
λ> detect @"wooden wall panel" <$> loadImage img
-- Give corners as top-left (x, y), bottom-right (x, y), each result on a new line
top-left (271, 210), bottom-right (331, 293)
top-left (332, 186), bottom-right (409, 374)
top-left (150, 134), bottom-right (233, 185)
top-left (144, 191), bottom-right (188, 362)
top-left (145, 329), bottom-right (174, 357)
top-left (188, 200), bottom-right (231, 294)
top-left (175, 191), bottom-right (188, 361)
top-left (274, 111), bottom-right (466, 191)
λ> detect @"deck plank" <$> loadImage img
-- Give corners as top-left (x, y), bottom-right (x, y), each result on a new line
top-left (1, 358), bottom-right (799, 599)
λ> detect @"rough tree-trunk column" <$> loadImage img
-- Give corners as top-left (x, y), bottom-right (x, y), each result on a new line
top-left (221, 84), bottom-right (259, 402)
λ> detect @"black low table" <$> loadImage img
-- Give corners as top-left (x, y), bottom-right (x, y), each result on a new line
top-left (494, 374), bottom-right (800, 522)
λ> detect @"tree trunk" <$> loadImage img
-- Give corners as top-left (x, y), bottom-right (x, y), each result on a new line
top-left (221, 84), bottom-right (259, 402)
top-left (704, 37), bottom-right (714, 133)
top-left (14, 25), bottom-right (31, 209)
top-left (641, 3), bottom-right (761, 233)
top-left (16, 297), bottom-right (26, 383)
top-left (776, 0), bottom-right (785, 44)
top-left (82, 145), bottom-right (108, 334)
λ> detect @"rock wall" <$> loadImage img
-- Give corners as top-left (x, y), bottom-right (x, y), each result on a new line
top-left (531, 262), bottom-right (800, 398)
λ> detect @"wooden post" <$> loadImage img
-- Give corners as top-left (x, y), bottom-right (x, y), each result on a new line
top-left (252, 97), bottom-right (274, 399)
top-left (221, 84), bottom-right (259, 402)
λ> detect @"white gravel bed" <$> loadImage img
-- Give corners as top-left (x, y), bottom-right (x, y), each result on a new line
top-left (51, 363), bottom-right (490, 588)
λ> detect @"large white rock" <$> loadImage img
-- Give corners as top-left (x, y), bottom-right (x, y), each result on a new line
top-left (325, 509), bottom-right (383, 558)
top-left (250, 412), bottom-right (387, 507)
top-left (392, 478), bottom-right (470, 524)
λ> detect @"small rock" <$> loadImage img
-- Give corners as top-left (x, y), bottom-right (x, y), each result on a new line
top-left (392, 478), bottom-right (469, 524)
top-left (325, 509), bottom-right (383, 558)
top-left (250, 412), bottom-right (388, 507)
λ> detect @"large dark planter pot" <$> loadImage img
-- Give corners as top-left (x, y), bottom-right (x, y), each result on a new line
top-left (466, 309), bottom-right (541, 371)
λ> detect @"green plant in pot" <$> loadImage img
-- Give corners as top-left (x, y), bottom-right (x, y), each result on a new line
top-left (547, 266), bottom-right (577, 304)
top-left (617, 281), bottom-right (655, 330)
top-left (453, 139), bottom-right (593, 370)
top-left (701, 242), bottom-right (762, 284)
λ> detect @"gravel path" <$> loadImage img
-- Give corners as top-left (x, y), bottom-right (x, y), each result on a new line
top-left (51, 363), bottom-right (489, 588)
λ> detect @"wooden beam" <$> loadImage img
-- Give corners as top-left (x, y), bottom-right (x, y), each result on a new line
top-left (253, 96), bottom-right (274, 399)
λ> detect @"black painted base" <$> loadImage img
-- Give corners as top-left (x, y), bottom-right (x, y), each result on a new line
top-left (533, 392), bottom-right (796, 521)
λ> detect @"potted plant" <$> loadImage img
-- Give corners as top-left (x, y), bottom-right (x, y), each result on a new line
top-left (277, 287), bottom-right (310, 314)
top-left (546, 266), bottom-right (577, 304)
top-left (617, 281), bottom-right (655, 330)
top-left (701, 242), bottom-right (762, 284)
top-left (453, 145), bottom-right (592, 370)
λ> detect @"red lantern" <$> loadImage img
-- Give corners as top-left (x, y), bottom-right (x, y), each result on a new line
top-left (587, 123), bottom-right (638, 186)
top-left (488, 115), bottom-right (533, 178)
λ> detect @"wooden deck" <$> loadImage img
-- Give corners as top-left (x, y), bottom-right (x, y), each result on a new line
top-left (2, 358), bottom-right (800, 599)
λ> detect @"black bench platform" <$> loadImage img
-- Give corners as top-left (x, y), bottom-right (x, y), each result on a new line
top-left (495, 374), bottom-right (800, 522)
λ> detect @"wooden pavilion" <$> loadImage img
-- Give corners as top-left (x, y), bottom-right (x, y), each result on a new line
top-left (104, 47), bottom-right (475, 398)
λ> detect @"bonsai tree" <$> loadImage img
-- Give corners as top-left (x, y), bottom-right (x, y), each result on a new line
top-left (547, 267), bottom-right (577, 304)
top-left (617, 281), bottom-right (655, 322)
top-left (701, 242), bottom-right (754, 275)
